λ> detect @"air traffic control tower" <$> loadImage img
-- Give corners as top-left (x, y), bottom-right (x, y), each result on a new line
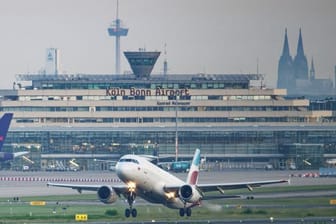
top-left (124, 51), bottom-right (160, 78)
top-left (107, 1), bottom-right (128, 74)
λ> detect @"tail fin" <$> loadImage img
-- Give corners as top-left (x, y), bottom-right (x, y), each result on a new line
top-left (186, 149), bottom-right (201, 185)
top-left (0, 113), bottom-right (13, 151)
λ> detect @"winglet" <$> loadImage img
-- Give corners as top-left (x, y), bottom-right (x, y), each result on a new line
top-left (186, 149), bottom-right (201, 185)
top-left (0, 113), bottom-right (13, 151)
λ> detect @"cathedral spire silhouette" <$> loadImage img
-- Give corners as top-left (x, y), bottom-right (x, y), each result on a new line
top-left (310, 58), bottom-right (315, 80)
top-left (296, 28), bottom-right (305, 57)
top-left (278, 28), bottom-right (334, 95)
top-left (277, 28), bottom-right (294, 90)
top-left (293, 28), bottom-right (308, 80)
top-left (282, 28), bottom-right (291, 58)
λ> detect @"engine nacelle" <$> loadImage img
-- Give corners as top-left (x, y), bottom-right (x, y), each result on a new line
top-left (179, 184), bottom-right (202, 203)
top-left (97, 186), bottom-right (118, 204)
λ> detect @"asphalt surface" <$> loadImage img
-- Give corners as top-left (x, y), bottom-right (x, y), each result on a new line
top-left (0, 169), bottom-right (335, 197)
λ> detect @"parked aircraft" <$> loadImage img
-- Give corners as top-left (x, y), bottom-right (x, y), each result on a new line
top-left (0, 113), bottom-right (29, 161)
top-left (326, 158), bottom-right (336, 165)
top-left (48, 149), bottom-right (288, 218)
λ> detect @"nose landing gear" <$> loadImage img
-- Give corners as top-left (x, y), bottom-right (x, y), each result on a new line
top-left (125, 192), bottom-right (137, 218)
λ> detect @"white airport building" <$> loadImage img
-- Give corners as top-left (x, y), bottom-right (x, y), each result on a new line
top-left (0, 50), bottom-right (335, 171)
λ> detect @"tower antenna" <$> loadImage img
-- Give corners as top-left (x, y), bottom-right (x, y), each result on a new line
top-left (107, 0), bottom-right (128, 74)
top-left (116, 0), bottom-right (119, 19)
top-left (163, 43), bottom-right (168, 76)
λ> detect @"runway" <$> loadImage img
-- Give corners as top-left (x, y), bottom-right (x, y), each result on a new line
top-left (0, 170), bottom-right (119, 197)
top-left (0, 169), bottom-right (335, 197)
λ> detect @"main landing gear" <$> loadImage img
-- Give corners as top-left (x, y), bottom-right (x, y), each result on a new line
top-left (179, 207), bottom-right (192, 217)
top-left (125, 207), bottom-right (137, 218)
top-left (125, 192), bottom-right (137, 218)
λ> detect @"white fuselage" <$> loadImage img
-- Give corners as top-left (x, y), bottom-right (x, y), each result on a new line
top-left (115, 155), bottom-right (190, 209)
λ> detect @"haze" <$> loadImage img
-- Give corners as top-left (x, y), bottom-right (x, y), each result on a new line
top-left (0, 0), bottom-right (335, 89)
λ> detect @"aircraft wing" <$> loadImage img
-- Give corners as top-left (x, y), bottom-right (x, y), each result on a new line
top-left (47, 182), bottom-right (128, 195)
top-left (163, 179), bottom-right (288, 196)
top-left (197, 179), bottom-right (289, 193)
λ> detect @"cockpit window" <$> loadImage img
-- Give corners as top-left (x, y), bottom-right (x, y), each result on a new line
top-left (119, 158), bottom-right (139, 164)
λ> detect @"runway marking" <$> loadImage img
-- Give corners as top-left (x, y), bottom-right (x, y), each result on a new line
top-left (0, 176), bottom-right (121, 183)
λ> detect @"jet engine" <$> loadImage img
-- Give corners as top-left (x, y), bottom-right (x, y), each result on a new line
top-left (178, 184), bottom-right (202, 203)
top-left (97, 186), bottom-right (118, 204)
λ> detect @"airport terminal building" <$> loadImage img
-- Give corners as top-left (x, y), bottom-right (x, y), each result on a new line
top-left (1, 51), bottom-right (336, 171)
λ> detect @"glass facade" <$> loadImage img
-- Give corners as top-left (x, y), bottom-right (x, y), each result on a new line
top-left (3, 126), bottom-right (336, 170)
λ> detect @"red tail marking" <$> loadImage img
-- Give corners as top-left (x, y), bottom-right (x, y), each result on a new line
top-left (189, 171), bottom-right (199, 185)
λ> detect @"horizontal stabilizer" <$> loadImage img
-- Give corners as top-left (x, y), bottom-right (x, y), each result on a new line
top-left (13, 151), bottom-right (30, 158)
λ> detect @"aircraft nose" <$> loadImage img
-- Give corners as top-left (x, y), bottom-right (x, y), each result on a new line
top-left (115, 162), bottom-right (124, 177)
top-left (116, 162), bottom-right (138, 181)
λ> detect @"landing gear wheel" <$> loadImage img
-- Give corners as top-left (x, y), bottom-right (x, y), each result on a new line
top-left (125, 191), bottom-right (137, 218)
top-left (186, 208), bottom-right (192, 217)
top-left (125, 208), bottom-right (131, 218)
top-left (179, 208), bottom-right (185, 217)
top-left (131, 208), bottom-right (137, 217)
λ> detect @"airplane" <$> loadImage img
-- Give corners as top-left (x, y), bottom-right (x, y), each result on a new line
top-left (47, 149), bottom-right (288, 218)
top-left (0, 113), bottom-right (29, 161)
top-left (326, 158), bottom-right (336, 165)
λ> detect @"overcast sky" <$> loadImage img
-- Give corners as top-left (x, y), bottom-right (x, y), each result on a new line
top-left (0, 0), bottom-right (335, 89)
